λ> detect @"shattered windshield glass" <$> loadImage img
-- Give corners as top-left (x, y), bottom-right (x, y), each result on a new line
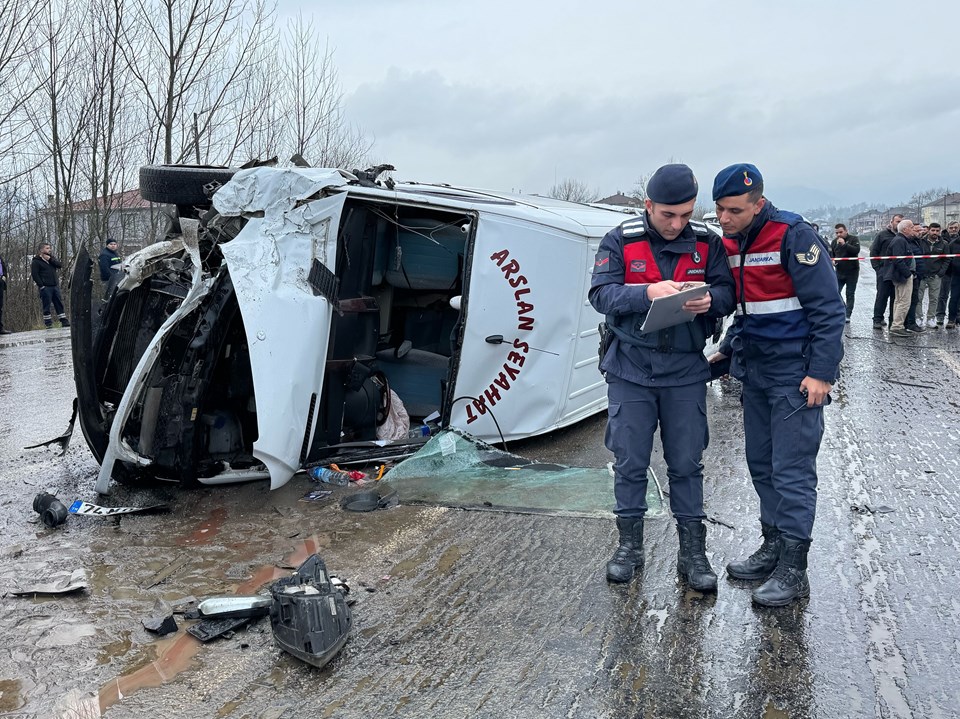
top-left (382, 430), bottom-right (664, 519)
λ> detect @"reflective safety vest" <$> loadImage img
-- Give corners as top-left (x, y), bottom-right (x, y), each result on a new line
top-left (607, 219), bottom-right (714, 351)
top-left (623, 237), bottom-right (710, 285)
top-left (723, 221), bottom-right (801, 317)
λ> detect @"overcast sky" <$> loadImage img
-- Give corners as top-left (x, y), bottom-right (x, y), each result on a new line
top-left (281, 0), bottom-right (959, 211)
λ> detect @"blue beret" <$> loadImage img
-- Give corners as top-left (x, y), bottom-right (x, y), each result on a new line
top-left (646, 164), bottom-right (698, 205)
top-left (712, 163), bottom-right (763, 201)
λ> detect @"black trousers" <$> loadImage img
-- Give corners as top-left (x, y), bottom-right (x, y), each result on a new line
top-left (872, 276), bottom-right (894, 324)
top-left (836, 272), bottom-right (858, 318)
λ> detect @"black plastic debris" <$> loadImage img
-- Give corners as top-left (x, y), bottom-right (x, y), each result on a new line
top-left (850, 503), bottom-right (896, 515)
top-left (33, 493), bottom-right (69, 528)
top-left (269, 554), bottom-right (352, 669)
top-left (142, 599), bottom-right (178, 636)
top-left (187, 615), bottom-right (256, 642)
top-left (170, 596), bottom-right (199, 614)
top-left (341, 489), bottom-right (398, 512)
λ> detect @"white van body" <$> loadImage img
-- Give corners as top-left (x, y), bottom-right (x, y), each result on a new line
top-left (84, 166), bottom-right (644, 492)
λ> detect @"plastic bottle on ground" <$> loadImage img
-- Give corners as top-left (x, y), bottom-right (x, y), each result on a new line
top-left (309, 467), bottom-right (351, 486)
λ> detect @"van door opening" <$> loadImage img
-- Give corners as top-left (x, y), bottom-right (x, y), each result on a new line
top-left (308, 200), bottom-right (473, 457)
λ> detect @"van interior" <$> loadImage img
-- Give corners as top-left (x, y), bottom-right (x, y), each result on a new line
top-left (307, 199), bottom-right (473, 459)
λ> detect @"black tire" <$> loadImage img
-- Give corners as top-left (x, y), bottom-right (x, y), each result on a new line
top-left (139, 164), bottom-right (238, 206)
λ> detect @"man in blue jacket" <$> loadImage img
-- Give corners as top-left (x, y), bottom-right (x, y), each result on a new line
top-left (589, 164), bottom-right (735, 590)
top-left (708, 163), bottom-right (845, 607)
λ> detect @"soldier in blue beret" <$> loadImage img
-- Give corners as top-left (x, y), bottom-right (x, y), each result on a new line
top-left (707, 163), bottom-right (845, 607)
top-left (589, 164), bottom-right (736, 590)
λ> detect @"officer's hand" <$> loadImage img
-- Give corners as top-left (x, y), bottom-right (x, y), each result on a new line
top-left (683, 291), bottom-right (712, 314)
top-left (645, 280), bottom-right (682, 300)
top-left (707, 352), bottom-right (727, 363)
top-left (799, 377), bottom-right (832, 407)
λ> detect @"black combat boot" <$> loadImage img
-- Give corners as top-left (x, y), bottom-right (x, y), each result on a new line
top-left (606, 517), bottom-right (644, 583)
top-left (751, 536), bottom-right (810, 607)
top-left (726, 522), bottom-right (781, 580)
top-left (676, 520), bottom-right (717, 592)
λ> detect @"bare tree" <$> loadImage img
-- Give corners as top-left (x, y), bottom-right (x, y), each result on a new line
top-left (549, 178), bottom-right (596, 203)
top-left (122, 0), bottom-right (276, 165)
top-left (0, 0), bottom-right (45, 185)
top-left (630, 171), bottom-right (654, 203)
top-left (907, 187), bottom-right (952, 224)
top-left (278, 16), bottom-right (371, 169)
top-left (28, 1), bottom-right (92, 258)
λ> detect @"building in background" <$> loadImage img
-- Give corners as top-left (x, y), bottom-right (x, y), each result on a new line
top-left (922, 193), bottom-right (960, 226)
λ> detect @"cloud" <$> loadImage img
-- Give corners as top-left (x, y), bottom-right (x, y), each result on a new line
top-left (347, 65), bottom-right (960, 208)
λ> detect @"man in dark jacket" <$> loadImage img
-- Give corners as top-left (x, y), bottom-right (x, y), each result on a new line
top-left (98, 238), bottom-right (122, 282)
top-left (830, 223), bottom-right (860, 322)
top-left (590, 163), bottom-right (735, 591)
top-left (871, 214), bottom-right (902, 329)
top-left (885, 220), bottom-right (917, 337)
top-left (30, 243), bottom-right (70, 329)
top-left (937, 221), bottom-right (960, 325)
top-left (917, 223), bottom-right (947, 327)
top-left (905, 226), bottom-right (927, 332)
top-left (945, 227), bottom-right (960, 328)
top-left (0, 254), bottom-right (10, 334)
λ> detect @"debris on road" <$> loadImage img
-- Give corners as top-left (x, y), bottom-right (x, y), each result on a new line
top-left (269, 554), bottom-right (352, 669)
top-left (33, 492), bottom-right (69, 528)
top-left (9, 568), bottom-right (88, 596)
top-left (300, 489), bottom-right (333, 503)
top-left (187, 615), bottom-right (258, 643)
top-left (142, 599), bottom-right (178, 636)
top-left (850, 503), bottom-right (896, 514)
top-left (69, 499), bottom-right (169, 517)
top-left (197, 595), bottom-right (272, 619)
top-left (340, 489), bottom-right (398, 512)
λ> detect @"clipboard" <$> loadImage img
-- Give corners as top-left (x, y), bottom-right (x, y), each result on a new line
top-left (639, 283), bottom-right (711, 334)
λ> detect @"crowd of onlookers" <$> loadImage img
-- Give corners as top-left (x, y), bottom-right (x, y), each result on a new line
top-left (823, 215), bottom-right (960, 336)
top-left (0, 239), bottom-right (121, 334)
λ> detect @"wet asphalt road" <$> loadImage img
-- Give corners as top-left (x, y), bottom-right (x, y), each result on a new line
top-left (2, 269), bottom-right (960, 718)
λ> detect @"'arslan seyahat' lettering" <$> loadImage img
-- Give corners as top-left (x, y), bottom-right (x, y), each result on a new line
top-left (465, 338), bottom-right (530, 424)
top-left (489, 249), bottom-right (535, 331)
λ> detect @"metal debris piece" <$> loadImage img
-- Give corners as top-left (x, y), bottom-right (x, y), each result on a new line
top-left (9, 568), bottom-right (88, 596)
top-left (198, 595), bottom-right (272, 619)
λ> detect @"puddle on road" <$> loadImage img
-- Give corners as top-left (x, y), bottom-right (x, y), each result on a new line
top-left (95, 532), bottom-right (329, 714)
top-left (176, 506), bottom-right (229, 546)
top-left (0, 679), bottom-right (25, 712)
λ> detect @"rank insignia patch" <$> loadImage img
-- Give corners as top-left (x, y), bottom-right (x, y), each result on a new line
top-left (630, 260), bottom-right (646, 273)
top-left (795, 244), bottom-right (821, 266)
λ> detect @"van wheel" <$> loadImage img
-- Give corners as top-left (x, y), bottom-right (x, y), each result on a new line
top-left (139, 165), bottom-right (238, 206)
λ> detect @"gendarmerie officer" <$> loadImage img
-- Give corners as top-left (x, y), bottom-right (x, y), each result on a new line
top-left (589, 164), bottom-right (735, 590)
top-left (708, 163), bottom-right (845, 607)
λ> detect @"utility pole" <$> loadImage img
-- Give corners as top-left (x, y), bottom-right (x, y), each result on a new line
top-left (193, 112), bottom-right (201, 164)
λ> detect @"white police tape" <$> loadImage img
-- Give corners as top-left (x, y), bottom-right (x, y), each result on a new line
top-left (834, 254), bottom-right (960, 261)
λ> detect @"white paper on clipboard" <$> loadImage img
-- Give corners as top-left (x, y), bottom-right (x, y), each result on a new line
top-left (639, 283), bottom-right (711, 334)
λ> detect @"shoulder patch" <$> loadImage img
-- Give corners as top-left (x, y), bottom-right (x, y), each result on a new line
top-left (620, 217), bottom-right (646, 238)
top-left (689, 220), bottom-right (709, 236)
top-left (795, 243), bottom-right (821, 266)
